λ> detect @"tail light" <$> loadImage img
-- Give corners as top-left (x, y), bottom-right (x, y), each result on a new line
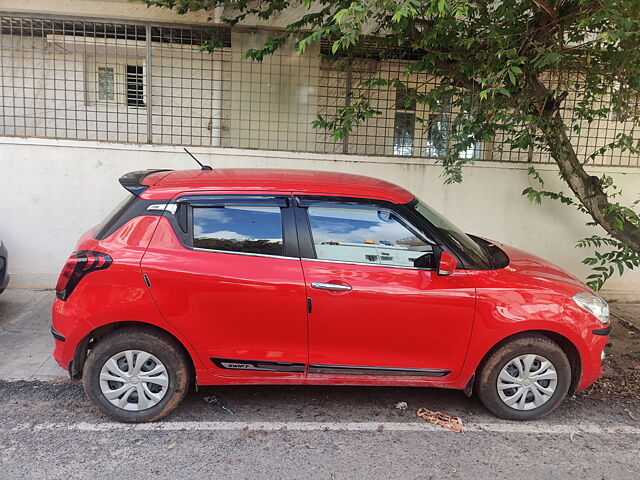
top-left (55, 250), bottom-right (112, 301)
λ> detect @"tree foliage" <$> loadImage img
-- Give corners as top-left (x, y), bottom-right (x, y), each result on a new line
top-left (141, 0), bottom-right (640, 290)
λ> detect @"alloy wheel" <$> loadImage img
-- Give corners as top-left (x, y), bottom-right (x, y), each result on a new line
top-left (497, 354), bottom-right (558, 411)
top-left (99, 350), bottom-right (169, 411)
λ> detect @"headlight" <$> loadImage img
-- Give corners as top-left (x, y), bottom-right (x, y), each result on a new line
top-left (572, 291), bottom-right (609, 325)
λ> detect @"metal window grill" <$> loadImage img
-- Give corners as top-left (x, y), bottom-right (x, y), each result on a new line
top-left (0, 14), bottom-right (638, 167)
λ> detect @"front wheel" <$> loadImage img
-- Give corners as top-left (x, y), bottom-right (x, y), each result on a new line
top-left (476, 335), bottom-right (571, 421)
top-left (82, 328), bottom-right (191, 423)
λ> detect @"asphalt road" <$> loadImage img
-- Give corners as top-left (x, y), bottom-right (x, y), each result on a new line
top-left (1, 379), bottom-right (638, 479)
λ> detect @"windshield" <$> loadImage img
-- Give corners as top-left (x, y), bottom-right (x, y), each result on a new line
top-left (413, 198), bottom-right (493, 269)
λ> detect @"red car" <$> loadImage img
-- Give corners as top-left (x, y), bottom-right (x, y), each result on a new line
top-left (52, 168), bottom-right (610, 422)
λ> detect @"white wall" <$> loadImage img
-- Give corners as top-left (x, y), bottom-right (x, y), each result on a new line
top-left (1, 136), bottom-right (639, 300)
top-left (226, 31), bottom-right (320, 151)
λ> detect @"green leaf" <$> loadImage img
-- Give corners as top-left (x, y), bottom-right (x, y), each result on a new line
top-left (612, 216), bottom-right (623, 230)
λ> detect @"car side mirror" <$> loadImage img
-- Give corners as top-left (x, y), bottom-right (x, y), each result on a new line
top-left (413, 252), bottom-right (434, 269)
top-left (437, 251), bottom-right (458, 276)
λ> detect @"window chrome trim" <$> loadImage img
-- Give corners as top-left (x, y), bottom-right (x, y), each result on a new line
top-left (192, 246), bottom-right (297, 260)
top-left (302, 257), bottom-right (435, 271)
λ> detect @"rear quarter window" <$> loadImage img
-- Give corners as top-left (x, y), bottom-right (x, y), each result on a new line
top-left (93, 194), bottom-right (137, 240)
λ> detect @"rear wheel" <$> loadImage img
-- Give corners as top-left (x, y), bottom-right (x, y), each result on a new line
top-left (476, 335), bottom-right (571, 420)
top-left (83, 328), bottom-right (190, 422)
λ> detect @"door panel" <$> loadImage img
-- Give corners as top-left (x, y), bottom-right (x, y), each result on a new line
top-left (297, 199), bottom-right (476, 377)
top-left (303, 260), bottom-right (475, 375)
top-left (141, 200), bottom-right (307, 378)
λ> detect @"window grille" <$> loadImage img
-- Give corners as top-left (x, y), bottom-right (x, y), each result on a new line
top-left (0, 14), bottom-right (638, 167)
top-left (125, 65), bottom-right (145, 107)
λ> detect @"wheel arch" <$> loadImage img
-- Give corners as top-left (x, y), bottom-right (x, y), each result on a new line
top-left (69, 321), bottom-right (196, 382)
top-left (474, 329), bottom-right (582, 395)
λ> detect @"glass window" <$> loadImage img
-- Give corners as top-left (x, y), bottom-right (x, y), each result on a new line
top-left (458, 126), bottom-right (481, 159)
top-left (126, 65), bottom-right (145, 107)
top-left (307, 204), bottom-right (433, 267)
top-left (413, 198), bottom-right (492, 269)
top-left (97, 67), bottom-right (115, 101)
top-left (426, 112), bottom-right (449, 158)
top-left (93, 193), bottom-right (136, 240)
top-left (393, 112), bottom-right (415, 156)
top-left (193, 206), bottom-right (284, 256)
top-left (426, 98), bottom-right (481, 159)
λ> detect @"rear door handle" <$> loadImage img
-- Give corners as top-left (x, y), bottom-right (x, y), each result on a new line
top-left (311, 282), bottom-right (352, 292)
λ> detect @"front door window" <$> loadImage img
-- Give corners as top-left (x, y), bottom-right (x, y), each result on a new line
top-left (307, 204), bottom-right (433, 267)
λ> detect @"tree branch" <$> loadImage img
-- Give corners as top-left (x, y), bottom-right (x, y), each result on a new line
top-left (528, 76), bottom-right (640, 252)
top-left (530, 0), bottom-right (559, 22)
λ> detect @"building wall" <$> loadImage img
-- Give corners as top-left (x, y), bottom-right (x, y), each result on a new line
top-left (0, 1), bottom-right (639, 298)
top-left (0, 22), bottom-right (224, 146)
top-left (1, 136), bottom-right (639, 299)
top-left (226, 30), bottom-right (320, 151)
top-left (0, 0), bottom-right (222, 26)
top-left (2, 13), bottom-right (638, 167)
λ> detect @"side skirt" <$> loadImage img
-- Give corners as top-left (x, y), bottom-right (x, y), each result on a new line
top-left (211, 357), bottom-right (305, 373)
top-left (308, 364), bottom-right (451, 377)
top-left (210, 358), bottom-right (451, 378)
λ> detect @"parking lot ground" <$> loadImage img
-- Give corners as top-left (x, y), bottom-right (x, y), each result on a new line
top-left (1, 377), bottom-right (639, 479)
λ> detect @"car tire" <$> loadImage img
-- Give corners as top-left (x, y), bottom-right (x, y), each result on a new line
top-left (476, 334), bottom-right (571, 421)
top-left (82, 327), bottom-right (191, 423)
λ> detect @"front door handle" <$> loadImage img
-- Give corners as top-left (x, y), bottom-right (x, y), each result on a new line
top-left (311, 282), bottom-right (352, 292)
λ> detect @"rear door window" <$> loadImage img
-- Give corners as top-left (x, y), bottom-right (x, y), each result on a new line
top-left (193, 205), bottom-right (284, 256)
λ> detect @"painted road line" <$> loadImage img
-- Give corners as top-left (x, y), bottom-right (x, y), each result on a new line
top-left (7, 421), bottom-right (640, 434)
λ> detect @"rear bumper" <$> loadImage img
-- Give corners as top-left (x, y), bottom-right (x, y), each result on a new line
top-left (51, 297), bottom-right (87, 371)
top-left (51, 325), bottom-right (66, 342)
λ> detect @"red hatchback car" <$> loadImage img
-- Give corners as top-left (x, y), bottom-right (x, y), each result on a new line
top-left (52, 168), bottom-right (610, 422)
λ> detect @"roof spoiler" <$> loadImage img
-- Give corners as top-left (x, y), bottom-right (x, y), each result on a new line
top-left (119, 169), bottom-right (173, 196)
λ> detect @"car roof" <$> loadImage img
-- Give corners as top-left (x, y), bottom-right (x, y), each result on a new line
top-left (141, 169), bottom-right (414, 204)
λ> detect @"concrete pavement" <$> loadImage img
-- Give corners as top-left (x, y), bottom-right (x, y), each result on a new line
top-left (0, 289), bottom-right (65, 380)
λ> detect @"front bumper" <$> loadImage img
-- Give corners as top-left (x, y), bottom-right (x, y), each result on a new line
top-left (592, 324), bottom-right (612, 336)
top-left (577, 329), bottom-right (610, 390)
